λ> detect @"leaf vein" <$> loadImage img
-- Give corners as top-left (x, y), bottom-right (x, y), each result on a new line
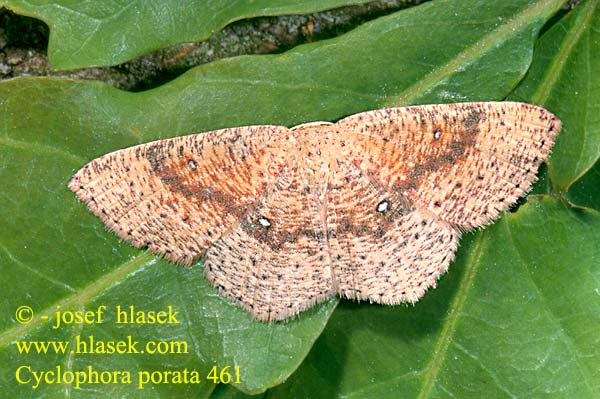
top-left (417, 232), bottom-right (487, 399)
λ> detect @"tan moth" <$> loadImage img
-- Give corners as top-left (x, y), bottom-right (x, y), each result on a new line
top-left (69, 102), bottom-right (560, 321)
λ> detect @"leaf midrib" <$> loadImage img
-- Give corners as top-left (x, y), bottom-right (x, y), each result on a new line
top-left (417, 231), bottom-right (487, 399)
top-left (389, 0), bottom-right (565, 106)
top-left (530, 0), bottom-right (598, 106)
top-left (528, 0), bottom-right (599, 192)
top-left (0, 252), bottom-right (154, 347)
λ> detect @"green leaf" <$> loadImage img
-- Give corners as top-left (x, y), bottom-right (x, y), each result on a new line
top-left (510, 0), bottom-right (600, 191)
top-left (0, 94), bottom-right (337, 396)
top-left (239, 2), bottom-right (600, 397)
top-left (0, 0), bottom-right (571, 397)
top-left (0, 0), bottom-right (373, 69)
top-left (263, 197), bottom-right (600, 398)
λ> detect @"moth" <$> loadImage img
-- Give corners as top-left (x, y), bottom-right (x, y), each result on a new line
top-left (69, 102), bottom-right (560, 321)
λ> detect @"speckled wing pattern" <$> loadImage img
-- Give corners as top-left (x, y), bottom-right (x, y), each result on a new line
top-left (69, 126), bottom-right (290, 265)
top-left (70, 102), bottom-right (560, 321)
